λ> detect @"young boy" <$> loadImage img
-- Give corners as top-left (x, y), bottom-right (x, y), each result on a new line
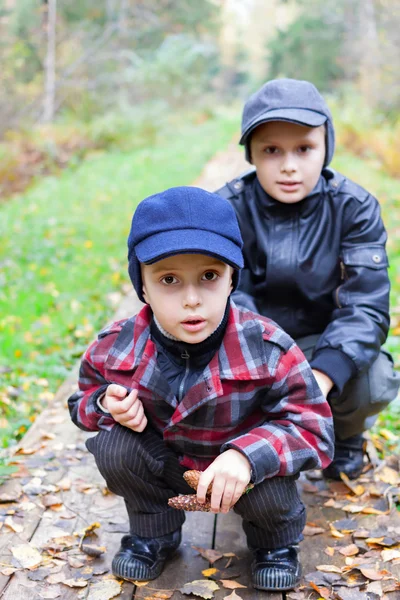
top-left (216, 78), bottom-right (400, 481)
top-left (68, 186), bottom-right (334, 592)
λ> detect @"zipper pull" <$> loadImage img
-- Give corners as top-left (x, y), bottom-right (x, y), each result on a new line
top-left (181, 350), bottom-right (190, 359)
top-left (340, 260), bottom-right (346, 280)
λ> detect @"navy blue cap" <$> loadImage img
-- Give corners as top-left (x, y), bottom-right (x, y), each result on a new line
top-left (127, 186), bottom-right (244, 302)
top-left (240, 78), bottom-right (335, 166)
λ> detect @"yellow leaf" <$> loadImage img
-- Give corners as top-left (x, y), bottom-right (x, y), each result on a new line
top-left (379, 428), bottom-right (397, 441)
top-left (202, 568), bottom-right (218, 577)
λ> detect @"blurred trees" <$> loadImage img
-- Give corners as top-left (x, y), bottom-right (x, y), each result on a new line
top-left (1, 0), bottom-right (400, 136)
top-left (267, 0), bottom-right (400, 113)
top-left (0, 0), bottom-right (220, 133)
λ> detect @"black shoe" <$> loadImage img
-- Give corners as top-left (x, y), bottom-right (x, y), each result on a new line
top-left (112, 529), bottom-right (181, 581)
top-left (251, 545), bottom-right (301, 591)
top-left (323, 434), bottom-right (365, 480)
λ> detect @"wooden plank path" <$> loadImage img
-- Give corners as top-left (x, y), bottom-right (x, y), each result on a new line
top-left (1, 146), bottom-right (400, 599)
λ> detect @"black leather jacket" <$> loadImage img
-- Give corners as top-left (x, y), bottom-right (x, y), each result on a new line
top-left (216, 168), bottom-right (390, 394)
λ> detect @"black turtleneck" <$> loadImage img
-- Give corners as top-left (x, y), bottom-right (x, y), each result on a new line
top-left (150, 301), bottom-right (230, 403)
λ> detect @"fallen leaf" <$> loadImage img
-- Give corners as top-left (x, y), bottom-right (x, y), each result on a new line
top-left (38, 585), bottom-right (62, 598)
top-left (332, 518), bottom-right (358, 532)
top-left (180, 579), bottom-right (219, 599)
top-left (223, 591), bottom-right (243, 600)
top-left (11, 543), bottom-right (42, 569)
top-left (359, 567), bottom-right (383, 580)
top-left (87, 579), bottom-right (122, 599)
top-left (329, 524), bottom-right (345, 538)
top-left (334, 587), bottom-right (368, 599)
top-left (324, 546), bottom-right (335, 557)
top-left (219, 580), bottom-right (246, 589)
top-left (341, 504), bottom-right (365, 514)
top-left (47, 572), bottom-right (88, 587)
top-left (192, 546), bottom-right (224, 564)
top-left (339, 472), bottom-right (365, 496)
top-left (202, 568), bottom-right (218, 577)
top-left (367, 581), bottom-right (383, 595)
top-left (1, 567), bottom-right (18, 576)
top-left (316, 564), bottom-right (343, 573)
top-left (303, 524), bottom-right (325, 536)
top-left (76, 522), bottom-right (101, 539)
top-left (339, 544), bottom-right (359, 557)
top-left (143, 592), bottom-right (174, 600)
top-left (133, 581), bottom-right (149, 587)
top-left (4, 515), bottom-right (23, 533)
top-left (80, 544), bottom-right (106, 558)
top-left (378, 466), bottom-right (400, 485)
top-left (56, 477), bottom-right (71, 491)
top-left (309, 581), bottom-right (330, 599)
top-left (42, 494), bottom-right (63, 508)
top-left (382, 549), bottom-right (400, 562)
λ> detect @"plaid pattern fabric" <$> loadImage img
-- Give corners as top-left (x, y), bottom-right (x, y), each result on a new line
top-left (68, 303), bottom-right (334, 484)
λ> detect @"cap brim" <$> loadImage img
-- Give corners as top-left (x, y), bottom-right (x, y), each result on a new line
top-left (240, 108), bottom-right (327, 144)
top-left (135, 229), bottom-right (244, 270)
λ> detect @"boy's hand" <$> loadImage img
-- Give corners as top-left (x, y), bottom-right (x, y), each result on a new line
top-left (312, 369), bottom-right (334, 398)
top-left (103, 384), bottom-right (147, 432)
top-left (197, 449), bottom-right (251, 514)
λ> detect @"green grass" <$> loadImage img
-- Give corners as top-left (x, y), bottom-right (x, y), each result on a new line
top-left (0, 108), bottom-right (239, 448)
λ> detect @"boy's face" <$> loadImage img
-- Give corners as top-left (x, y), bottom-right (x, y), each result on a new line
top-left (250, 121), bottom-right (326, 204)
top-left (141, 254), bottom-right (233, 344)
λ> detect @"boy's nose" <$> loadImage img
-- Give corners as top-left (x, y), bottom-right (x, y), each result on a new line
top-left (183, 285), bottom-right (201, 308)
top-left (280, 154), bottom-right (297, 173)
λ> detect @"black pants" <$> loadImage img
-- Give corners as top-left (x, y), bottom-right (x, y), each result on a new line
top-left (297, 335), bottom-right (400, 440)
top-left (86, 424), bottom-right (306, 549)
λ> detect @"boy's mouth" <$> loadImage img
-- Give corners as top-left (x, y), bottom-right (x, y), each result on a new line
top-left (276, 181), bottom-right (302, 194)
top-left (181, 317), bottom-right (206, 332)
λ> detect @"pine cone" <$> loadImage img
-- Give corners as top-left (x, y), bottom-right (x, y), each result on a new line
top-left (183, 470), bottom-right (211, 494)
top-left (183, 469), bottom-right (254, 496)
top-left (168, 494), bottom-right (212, 512)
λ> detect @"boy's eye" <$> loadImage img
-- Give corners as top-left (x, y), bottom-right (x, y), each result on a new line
top-left (264, 146), bottom-right (279, 155)
top-left (160, 275), bottom-right (179, 285)
top-left (202, 271), bottom-right (218, 281)
top-left (298, 145), bottom-right (312, 153)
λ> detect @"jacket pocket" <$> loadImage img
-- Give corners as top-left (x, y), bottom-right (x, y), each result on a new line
top-left (335, 245), bottom-right (389, 308)
top-left (342, 245), bottom-right (388, 270)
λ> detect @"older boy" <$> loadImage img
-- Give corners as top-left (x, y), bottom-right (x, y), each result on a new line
top-left (68, 186), bottom-right (333, 592)
top-left (216, 78), bottom-right (400, 480)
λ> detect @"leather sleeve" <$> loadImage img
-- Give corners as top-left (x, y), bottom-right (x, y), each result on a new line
top-left (311, 192), bottom-right (390, 378)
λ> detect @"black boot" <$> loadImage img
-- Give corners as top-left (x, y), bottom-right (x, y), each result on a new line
top-left (323, 433), bottom-right (365, 480)
top-left (251, 545), bottom-right (301, 591)
top-left (112, 529), bottom-right (181, 581)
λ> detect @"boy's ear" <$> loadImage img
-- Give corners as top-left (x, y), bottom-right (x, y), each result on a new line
top-left (142, 285), bottom-right (149, 304)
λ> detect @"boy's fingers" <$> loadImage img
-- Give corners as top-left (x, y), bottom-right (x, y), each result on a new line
top-left (126, 413), bottom-right (147, 432)
top-left (209, 475), bottom-right (225, 513)
top-left (230, 483), bottom-right (245, 510)
top-left (197, 469), bottom-right (215, 504)
top-left (220, 480), bottom-right (236, 513)
top-left (106, 384), bottom-right (128, 398)
top-left (126, 389), bottom-right (138, 402)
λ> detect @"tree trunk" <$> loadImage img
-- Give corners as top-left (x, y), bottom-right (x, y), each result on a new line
top-left (42, 0), bottom-right (57, 122)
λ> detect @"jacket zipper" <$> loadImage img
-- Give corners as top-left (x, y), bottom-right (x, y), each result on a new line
top-left (178, 350), bottom-right (190, 402)
top-left (335, 261), bottom-right (346, 308)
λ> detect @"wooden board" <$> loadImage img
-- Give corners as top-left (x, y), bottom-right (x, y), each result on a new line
top-left (213, 511), bottom-right (283, 600)
top-left (133, 512), bottom-right (217, 599)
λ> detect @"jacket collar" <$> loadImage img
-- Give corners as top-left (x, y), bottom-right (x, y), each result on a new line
top-left (104, 302), bottom-right (270, 382)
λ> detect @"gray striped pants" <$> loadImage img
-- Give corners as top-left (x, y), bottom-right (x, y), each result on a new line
top-left (86, 424), bottom-right (306, 549)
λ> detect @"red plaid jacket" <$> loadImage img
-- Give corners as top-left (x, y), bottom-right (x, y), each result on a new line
top-left (68, 303), bottom-right (334, 484)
